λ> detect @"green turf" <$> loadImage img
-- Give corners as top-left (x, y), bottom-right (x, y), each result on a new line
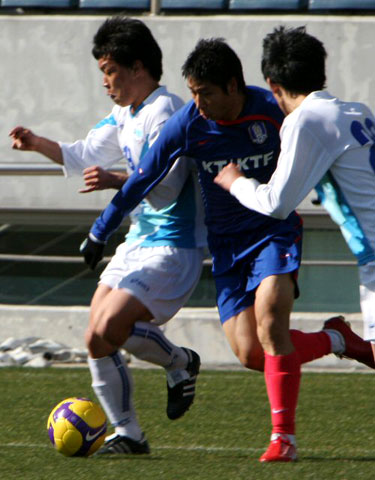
top-left (0, 367), bottom-right (374, 480)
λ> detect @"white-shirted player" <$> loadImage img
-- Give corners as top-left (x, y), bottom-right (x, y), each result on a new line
top-left (214, 25), bottom-right (375, 461)
top-left (313, 171), bottom-right (375, 353)
top-left (10, 16), bottom-right (206, 455)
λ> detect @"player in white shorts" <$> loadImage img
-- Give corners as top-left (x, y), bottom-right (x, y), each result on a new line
top-left (9, 16), bottom-right (206, 455)
top-left (359, 265), bottom-right (375, 344)
top-left (214, 25), bottom-right (375, 461)
top-left (314, 173), bottom-right (375, 347)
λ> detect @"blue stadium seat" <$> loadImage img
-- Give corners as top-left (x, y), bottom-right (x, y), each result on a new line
top-left (309, 0), bottom-right (375, 9)
top-left (2, 0), bottom-right (76, 5)
top-left (161, 0), bottom-right (227, 9)
top-left (229, 0), bottom-right (307, 9)
top-left (79, 0), bottom-right (149, 8)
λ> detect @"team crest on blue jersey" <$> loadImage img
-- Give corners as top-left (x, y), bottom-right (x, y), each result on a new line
top-left (248, 122), bottom-right (267, 144)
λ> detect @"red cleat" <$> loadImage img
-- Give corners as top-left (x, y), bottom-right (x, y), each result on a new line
top-left (259, 434), bottom-right (297, 463)
top-left (324, 316), bottom-right (375, 369)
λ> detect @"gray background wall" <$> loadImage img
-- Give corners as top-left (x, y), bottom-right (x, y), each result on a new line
top-left (1, 13), bottom-right (373, 368)
top-left (1, 13), bottom-right (375, 211)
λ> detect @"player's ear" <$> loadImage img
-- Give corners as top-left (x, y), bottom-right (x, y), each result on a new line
top-left (227, 76), bottom-right (238, 95)
top-left (267, 78), bottom-right (281, 96)
top-left (132, 59), bottom-right (143, 75)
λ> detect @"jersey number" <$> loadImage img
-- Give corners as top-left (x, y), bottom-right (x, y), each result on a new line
top-left (123, 146), bottom-right (136, 172)
top-left (351, 118), bottom-right (375, 173)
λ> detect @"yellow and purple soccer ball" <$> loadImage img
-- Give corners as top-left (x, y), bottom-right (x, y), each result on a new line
top-left (47, 397), bottom-right (107, 457)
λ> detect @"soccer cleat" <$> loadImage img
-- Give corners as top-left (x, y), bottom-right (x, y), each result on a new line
top-left (259, 434), bottom-right (297, 463)
top-left (167, 347), bottom-right (201, 420)
top-left (94, 432), bottom-right (150, 455)
top-left (323, 316), bottom-right (375, 369)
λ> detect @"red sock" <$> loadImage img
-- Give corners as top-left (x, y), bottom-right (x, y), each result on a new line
top-left (264, 351), bottom-right (301, 435)
top-left (290, 330), bottom-right (331, 364)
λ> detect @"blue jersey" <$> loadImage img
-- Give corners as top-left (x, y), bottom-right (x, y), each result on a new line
top-left (91, 86), bottom-right (299, 253)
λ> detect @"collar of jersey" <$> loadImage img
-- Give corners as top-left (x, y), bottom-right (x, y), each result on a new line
top-left (216, 114), bottom-right (281, 130)
top-left (130, 102), bottom-right (145, 117)
top-left (130, 85), bottom-right (165, 117)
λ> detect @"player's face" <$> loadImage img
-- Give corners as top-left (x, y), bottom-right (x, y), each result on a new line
top-left (98, 56), bottom-right (140, 108)
top-left (187, 77), bottom-right (238, 122)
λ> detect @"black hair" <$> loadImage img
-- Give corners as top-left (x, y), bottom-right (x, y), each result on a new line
top-left (92, 16), bottom-right (162, 81)
top-left (182, 38), bottom-right (246, 94)
top-left (261, 26), bottom-right (327, 94)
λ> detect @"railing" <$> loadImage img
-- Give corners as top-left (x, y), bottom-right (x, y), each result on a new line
top-left (0, 163), bottom-right (63, 175)
top-left (151, 0), bottom-right (161, 15)
top-left (0, 163), bottom-right (126, 175)
top-left (0, 157), bottom-right (360, 312)
top-left (0, 163), bottom-right (336, 228)
top-left (0, 163), bottom-right (129, 225)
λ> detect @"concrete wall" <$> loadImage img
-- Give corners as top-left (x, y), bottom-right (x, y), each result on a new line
top-left (1, 13), bottom-right (375, 212)
top-left (0, 304), bottom-right (369, 370)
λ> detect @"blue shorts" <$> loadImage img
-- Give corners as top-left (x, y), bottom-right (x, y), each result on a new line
top-left (209, 219), bottom-right (302, 324)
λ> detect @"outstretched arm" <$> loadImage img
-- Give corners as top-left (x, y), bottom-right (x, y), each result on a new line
top-left (215, 123), bottom-right (334, 219)
top-left (9, 126), bottom-right (63, 165)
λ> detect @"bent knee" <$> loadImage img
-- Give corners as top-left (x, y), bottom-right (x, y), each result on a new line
top-left (85, 325), bottom-right (106, 352)
top-left (238, 347), bottom-right (264, 372)
top-left (87, 309), bottom-right (133, 349)
top-left (85, 323), bottom-right (121, 358)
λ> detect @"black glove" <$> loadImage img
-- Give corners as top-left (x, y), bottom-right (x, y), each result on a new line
top-left (311, 197), bottom-right (321, 206)
top-left (80, 235), bottom-right (105, 270)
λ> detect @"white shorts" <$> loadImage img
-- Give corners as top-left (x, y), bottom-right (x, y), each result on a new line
top-left (99, 242), bottom-right (205, 325)
top-left (359, 261), bottom-right (375, 342)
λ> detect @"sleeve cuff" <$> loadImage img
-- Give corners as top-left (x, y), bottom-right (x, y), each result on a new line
top-left (230, 176), bottom-right (259, 197)
top-left (89, 232), bottom-right (106, 244)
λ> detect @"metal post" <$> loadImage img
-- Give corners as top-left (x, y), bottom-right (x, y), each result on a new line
top-left (150, 0), bottom-right (161, 15)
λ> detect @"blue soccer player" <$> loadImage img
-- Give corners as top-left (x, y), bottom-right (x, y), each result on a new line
top-left (79, 38), bottom-right (375, 462)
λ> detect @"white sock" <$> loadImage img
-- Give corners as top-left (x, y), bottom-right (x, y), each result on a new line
top-left (271, 433), bottom-right (296, 446)
top-left (88, 351), bottom-right (143, 441)
top-left (324, 329), bottom-right (346, 354)
top-left (124, 321), bottom-right (189, 372)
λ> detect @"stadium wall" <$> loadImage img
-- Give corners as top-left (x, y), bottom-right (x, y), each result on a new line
top-left (1, 13), bottom-right (375, 212)
top-left (1, 14), bottom-right (373, 370)
top-left (0, 304), bottom-right (368, 370)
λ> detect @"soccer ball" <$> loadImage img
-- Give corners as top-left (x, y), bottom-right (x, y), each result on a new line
top-left (47, 397), bottom-right (107, 457)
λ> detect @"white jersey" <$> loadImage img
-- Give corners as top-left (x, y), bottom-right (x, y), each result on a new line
top-left (60, 86), bottom-right (206, 248)
top-left (230, 90), bottom-right (375, 265)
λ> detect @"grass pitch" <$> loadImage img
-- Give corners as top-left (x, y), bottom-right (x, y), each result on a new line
top-left (0, 366), bottom-right (374, 480)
